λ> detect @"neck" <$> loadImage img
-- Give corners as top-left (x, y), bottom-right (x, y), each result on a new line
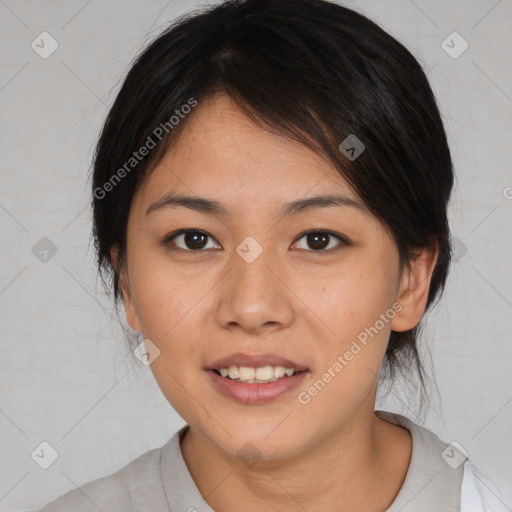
top-left (180, 405), bottom-right (412, 512)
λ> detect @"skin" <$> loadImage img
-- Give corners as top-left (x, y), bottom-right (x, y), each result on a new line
top-left (115, 94), bottom-right (438, 511)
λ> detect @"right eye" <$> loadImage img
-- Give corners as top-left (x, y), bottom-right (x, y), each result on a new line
top-left (161, 229), bottom-right (221, 252)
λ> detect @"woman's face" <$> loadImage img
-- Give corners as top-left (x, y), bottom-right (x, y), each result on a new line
top-left (119, 94), bottom-right (426, 461)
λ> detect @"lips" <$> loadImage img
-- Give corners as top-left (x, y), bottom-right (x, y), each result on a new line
top-left (206, 366), bottom-right (309, 404)
top-left (206, 352), bottom-right (309, 372)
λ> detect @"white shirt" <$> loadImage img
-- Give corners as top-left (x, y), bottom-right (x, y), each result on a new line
top-left (35, 410), bottom-right (509, 511)
top-left (460, 459), bottom-right (510, 512)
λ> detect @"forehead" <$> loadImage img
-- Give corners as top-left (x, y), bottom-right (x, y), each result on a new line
top-left (135, 94), bottom-right (360, 211)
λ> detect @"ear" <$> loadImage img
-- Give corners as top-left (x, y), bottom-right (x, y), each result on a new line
top-left (111, 247), bottom-right (141, 332)
top-left (390, 242), bottom-right (439, 332)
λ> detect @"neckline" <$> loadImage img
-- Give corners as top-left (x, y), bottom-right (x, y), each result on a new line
top-left (161, 410), bottom-right (463, 511)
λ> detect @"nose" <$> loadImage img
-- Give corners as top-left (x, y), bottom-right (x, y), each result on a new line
top-left (214, 244), bottom-right (295, 335)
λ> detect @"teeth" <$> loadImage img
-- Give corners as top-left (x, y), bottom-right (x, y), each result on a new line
top-left (255, 366), bottom-right (273, 380)
top-left (238, 366), bottom-right (255, 381)
top-left (216, 365), bottom-right (298, 383)
top-left (228, 366), bottom-right (239, 379)
top-left (274, 366), bottom-right (286, 378)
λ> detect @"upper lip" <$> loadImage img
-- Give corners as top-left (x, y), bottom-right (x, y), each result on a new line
top-left (206, 353), bottom-right (309, 371)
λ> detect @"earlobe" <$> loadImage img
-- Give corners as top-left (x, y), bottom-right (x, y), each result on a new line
top-left (110, 247), bottom-right (142, 332)
top-left (390, 243), bottom-right (438, 333)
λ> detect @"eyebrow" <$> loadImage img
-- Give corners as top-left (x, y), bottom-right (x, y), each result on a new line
top-left (146, 192), bottom-right (368, 217)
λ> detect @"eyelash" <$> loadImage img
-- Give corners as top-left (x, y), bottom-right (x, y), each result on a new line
top-left (160, 229), bottom-right (349, 254)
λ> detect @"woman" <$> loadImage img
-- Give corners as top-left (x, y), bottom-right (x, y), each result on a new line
top-left (38, 0), bottom-right (506, 510)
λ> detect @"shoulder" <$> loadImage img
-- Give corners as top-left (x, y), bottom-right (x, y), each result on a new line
top-left (36, 442), bottom-right (170, 512)
top-left (375, 410), bottom-right (508, 511)
top-left (461, 460), bottom-right (510, 512)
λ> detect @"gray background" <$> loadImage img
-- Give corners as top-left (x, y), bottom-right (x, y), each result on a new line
top-left (0, 0), bottom-right (511, 510)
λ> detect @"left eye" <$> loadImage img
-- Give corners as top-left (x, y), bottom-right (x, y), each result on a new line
top-left (292, 231), bottom-right (346, 252)
top-left (166, 230), bottom-right (220, 251)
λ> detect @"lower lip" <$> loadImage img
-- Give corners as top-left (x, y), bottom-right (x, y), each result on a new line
top-left (206, 369), bottom-right (309, 405)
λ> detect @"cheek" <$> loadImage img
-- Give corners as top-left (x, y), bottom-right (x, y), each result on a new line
top-left (129, 263), bottom-right (207, 417)
top-left (128, 238), bottom-right (195, 321)
top-left (297, 257), bottom-right (398, 405)
top-left (300, 257), bottom-right (397, 341)
top-left (133, 272), bottom-right (205, 345)
top-left (293, 262), bottom-right (396, 418)
top-left (127, 247), bottom-right (217, 369)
